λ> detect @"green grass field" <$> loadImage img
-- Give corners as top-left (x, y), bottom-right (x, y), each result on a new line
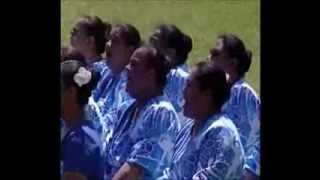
top-left (61, 0), bottom-right (260, 94)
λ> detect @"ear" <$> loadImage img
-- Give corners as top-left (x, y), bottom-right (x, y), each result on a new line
top-left (166, 48), bottom-right (177, 63)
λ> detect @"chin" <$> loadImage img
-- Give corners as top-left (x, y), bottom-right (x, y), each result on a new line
top-left (183, 109), bottom-right (191, 118)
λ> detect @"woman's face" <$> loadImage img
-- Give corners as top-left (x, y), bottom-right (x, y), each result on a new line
top-left (126, 48), bottom-right (152, 99)
top-left (149, 30), bottom-right (166, 53)
top-left (149, 30), bottom-right (175, 65)
top-left (107, 28), bottom-right (132, 71)
top-left (70, 22), bottom-right (90, 53)
top-left (183, 70), bottom-right (204, 119)
top-left (209, 38), bottom-right (230, 71)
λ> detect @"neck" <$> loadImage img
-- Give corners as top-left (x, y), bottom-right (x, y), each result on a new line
top-left (136, 87), bottom-right (162, 107)
top-left (108, 58), bottom-right (129, 75)
top-left (62, 105), bottom-right (85, 129)
top-left (83, 51), bottom-right (100, 65)
top-left (192, 107), bottom-right (219, 136)
top-left (227, 70), bottom-right (241, 85)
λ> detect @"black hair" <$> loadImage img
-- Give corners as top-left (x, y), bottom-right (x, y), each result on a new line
top-left (151, 24), bottom-right (192, 67)
top-left (113, 24), bottom-right (141, 49)
top-left (193, 61), bottom-right (231, 111)
top-left (142, 45), bottom-right (171, 90)
top-left (217, 34), bottom-right (252, 77)
top-left (61, 47), bottom-right (85, 64)
top-left (77, 16), bottom-right (112, 54)
top-left (61, 60), bottom-right (100, 107)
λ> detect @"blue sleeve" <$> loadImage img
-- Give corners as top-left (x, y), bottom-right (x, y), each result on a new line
top-left (224, 86), bottom-right (261, 176)
top-left (127, 107), bottom-right (178, 178)
top-left (243, 91), bottom-right (260, 175)
top-left (63, 134), bottom-right (86, 174)
top-left (164, 71), bottom-right (188, 113)
top-left (192, 128), bottom-right (244, 180)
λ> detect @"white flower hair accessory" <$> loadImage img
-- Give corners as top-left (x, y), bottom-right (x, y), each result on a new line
top-left (73, 67), bottom-right (92, 87)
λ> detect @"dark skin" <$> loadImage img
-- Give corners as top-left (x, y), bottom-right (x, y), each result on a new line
top-left (107, 27), bottom-right (135, 75)
top-left (113, 47), bottom-right (162, 180)
top-left (183, 68), bottom-right (219, 136)
top-left (210, 38), bottom-right (240, 85)
top-left (70, 21), bottom-right (101, 65)
top-left (149, 30), bottom-right (177, 67)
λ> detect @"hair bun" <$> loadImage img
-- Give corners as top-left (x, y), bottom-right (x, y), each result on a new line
top-left (183, 34), bottom-right (193, 53)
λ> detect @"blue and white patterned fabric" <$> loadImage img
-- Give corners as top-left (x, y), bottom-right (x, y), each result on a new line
top-left (178, 63), bottom-right (189, 73)
top-left (164, 64), bottom-right (189, 125)
top-left (159, 113), bottom-right (245, 180)
top-left (222, 79), bottom-right (260, 176)
top-left (92, 60), bottom-right (109, 77)
top-left (61, 120), bottom-right (105, 180)
top-left (87, 64), bottom-right (132, 151)
top-left (104, 95), bottom-right (182, 180)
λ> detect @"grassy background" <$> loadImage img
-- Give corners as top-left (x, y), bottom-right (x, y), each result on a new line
top-left (61, 0), bottom-right (260, 93)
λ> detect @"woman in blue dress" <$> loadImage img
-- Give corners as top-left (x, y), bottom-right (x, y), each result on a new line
top-left (104, 46), bottom-right (182, 180)
top-left (61, 60), bottom-right (104, 180)
top-left (70, 15), bottom-right (111, 73)
top-left (209, 34), bottom-right (260, 180)
top-left (159, 61), bottom-right (245, 180)
top-left (149, 24), bottom-right (192, 119)
top-left (88, 24), bottom-right (141, 150)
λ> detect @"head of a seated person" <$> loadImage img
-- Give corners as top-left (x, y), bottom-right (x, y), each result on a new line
top-left (126, 45), bottom-right (170, 101)
top-left (183, 61), bottom-right (230, 121)
top-left (70, 15), bottom-right (111, 61)
top-left (209, 34), bottom-right (252, 84)
top-left (107, 23), bottom-right (141, 74)
top-left (61, 60), bottom-right (99, 121)
top-left (149, 24), bottom-right (192, 68)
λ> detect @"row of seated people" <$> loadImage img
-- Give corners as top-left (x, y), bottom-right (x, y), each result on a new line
top-left (61, 15), bottom-right (260, 180)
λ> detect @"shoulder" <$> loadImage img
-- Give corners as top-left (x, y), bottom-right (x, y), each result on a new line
top-left (146, 97), bottom-right (177, 115)
top-left (169, 67), bottom-right (189, 80)
top-left (229, 81), bottom-right (260, 108)
top-left (232, 81), bottom-right (259, 99)
top-left (204, 115), bottom-right (240, 142)
top-left (142, 97), bottom-right (180, 128)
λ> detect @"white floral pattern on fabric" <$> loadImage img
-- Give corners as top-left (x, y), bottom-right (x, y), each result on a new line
top-left (222, 79), bottom-right (260, 175)
top-left (158, 114), bottom-right (245, 180)
top-left (87, 63), bottom-right (132, 152)
top-left (163, 64), bottom-right (190, 126)
top-left (104, 96), bottom-right (182, 180)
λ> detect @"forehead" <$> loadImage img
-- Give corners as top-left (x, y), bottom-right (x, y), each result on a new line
top-left (110, 28), bottom-right (126, 44)
top-left (131, 48), bottom-right (149, 63)
top-left (74, 20), bottom-right (88, 30)
top-left (215, 38), bottom-right (224, 51)
top-left (150, 29), bottom-right (164, 42)
top-left (152, 29), bottom-right (162, 37)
